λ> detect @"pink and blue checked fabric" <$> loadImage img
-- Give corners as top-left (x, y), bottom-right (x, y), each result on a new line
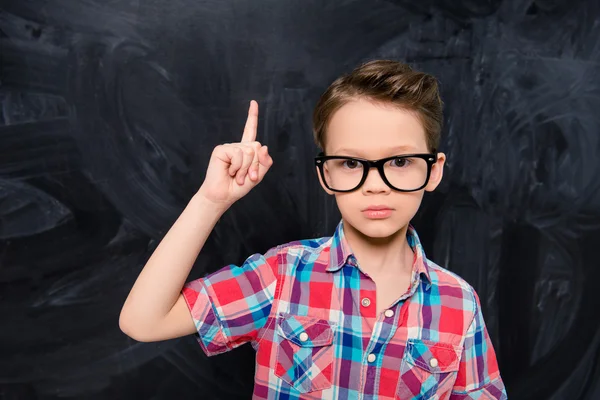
top-left (182, 220), bottom-right (507, 399)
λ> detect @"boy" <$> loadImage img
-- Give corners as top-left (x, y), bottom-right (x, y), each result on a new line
top-left (120, 60), bottom-right (507, 399)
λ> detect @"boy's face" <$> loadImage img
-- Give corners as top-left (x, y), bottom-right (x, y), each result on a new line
top-left (317, 98), bottom-right (446, 239)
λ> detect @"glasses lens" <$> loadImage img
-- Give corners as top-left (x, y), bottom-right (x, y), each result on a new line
top-left (321, 157), bottom-right (429, 191)
top-left (383, 157), bottom-right (429, 190)
top-left (322, 158), bottom-right (364, 191)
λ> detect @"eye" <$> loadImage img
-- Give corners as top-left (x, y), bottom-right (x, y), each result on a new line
top-left (342, 159), bottom-right (360, 169)
top-left (391, 157), bottom-right (410, 167)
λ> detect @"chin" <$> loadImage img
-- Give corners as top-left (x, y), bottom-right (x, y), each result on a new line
top-left (346, 216), bottom-right (406, 239)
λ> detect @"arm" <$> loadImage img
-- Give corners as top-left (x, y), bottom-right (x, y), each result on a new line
top-left (119, 100), bottom-right (273, 343)
top-left (119, 194), bottom-right (228, 342)
top-left (450, 291), bottom-right (508, 399)
top-left (181, 246), bottom-right (279, 355)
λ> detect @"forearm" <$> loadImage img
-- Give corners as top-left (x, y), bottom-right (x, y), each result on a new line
top-left (119, 193), bottom-right (228, 330)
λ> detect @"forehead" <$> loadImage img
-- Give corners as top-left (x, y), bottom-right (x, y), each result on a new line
top-left (325, 99), bottom-right (428, 156)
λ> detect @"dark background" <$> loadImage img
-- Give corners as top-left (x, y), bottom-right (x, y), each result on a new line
top-left (1, 0), bottom-right (600, 399)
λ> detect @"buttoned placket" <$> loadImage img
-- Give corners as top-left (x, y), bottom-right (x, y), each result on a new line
top-left (357, 271), bottom-right (424, 399)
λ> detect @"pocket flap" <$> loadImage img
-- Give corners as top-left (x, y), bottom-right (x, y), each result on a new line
top-left (276, 313), bottom-right (334, 347)
top-left (404, 339), bottom-right (461, 373)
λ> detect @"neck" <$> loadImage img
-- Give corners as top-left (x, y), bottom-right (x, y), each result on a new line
top-left (343, 220), bottom-right (414, 279)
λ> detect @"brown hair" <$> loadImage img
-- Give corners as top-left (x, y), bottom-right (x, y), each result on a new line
top-left (312, 60), bottom-right (443, 153)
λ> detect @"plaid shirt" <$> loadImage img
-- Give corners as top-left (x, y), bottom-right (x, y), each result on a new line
top-left (183, 220), bottom-right (507, 399)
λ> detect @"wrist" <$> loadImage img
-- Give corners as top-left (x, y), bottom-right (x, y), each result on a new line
top-left (191, 191), bottom-right (231, 215)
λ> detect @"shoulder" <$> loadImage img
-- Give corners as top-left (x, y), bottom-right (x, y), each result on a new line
top-left (424, 258), bottom-right (480, 315)
top-left (275, 235), bottom-right (332, 257)
top-left (270, 235), bottom-right (333, 269)
top-left (245, 235), bottom-right (328, 260)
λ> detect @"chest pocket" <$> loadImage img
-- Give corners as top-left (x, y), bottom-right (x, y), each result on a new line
top-left (397, 338), bottom-right (462, 399)
top-left (274, 313), bottom-right (335, 393)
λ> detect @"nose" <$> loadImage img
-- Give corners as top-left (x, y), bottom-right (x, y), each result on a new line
top-left (361, 167), bottom-right (390, 194)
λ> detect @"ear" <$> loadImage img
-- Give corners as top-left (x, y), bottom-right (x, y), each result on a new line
top-left (316, 166), bottom-right (335, 195)
top-left (425, 152), bottom-right (446, 192)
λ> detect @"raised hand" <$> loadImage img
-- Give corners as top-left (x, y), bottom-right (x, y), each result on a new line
top-left (197, 100), bottom-right (273, 207)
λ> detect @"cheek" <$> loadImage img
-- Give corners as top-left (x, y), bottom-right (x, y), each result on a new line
top-left (333, 193), bottom-right (356, 213)
top-left (393, 193), bottom-right (424, 221)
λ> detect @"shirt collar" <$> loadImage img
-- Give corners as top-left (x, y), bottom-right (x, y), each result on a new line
top-left (326, 219), bottom-right (432, 287)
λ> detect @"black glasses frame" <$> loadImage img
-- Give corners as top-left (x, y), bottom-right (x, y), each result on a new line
top-left (314, 151), bottom-right (438, 192)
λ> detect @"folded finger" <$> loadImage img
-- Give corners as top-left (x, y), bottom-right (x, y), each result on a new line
top-left (236, 148), bottom-right (255, 185)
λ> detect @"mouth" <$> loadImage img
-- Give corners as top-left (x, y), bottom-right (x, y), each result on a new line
top-left (362, 206), bottom-right (394, 219)
top-left (362, 205), bottom-right (393, 211)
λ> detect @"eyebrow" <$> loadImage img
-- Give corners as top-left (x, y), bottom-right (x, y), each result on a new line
top-left (332, 145), bottom-right (420, 156)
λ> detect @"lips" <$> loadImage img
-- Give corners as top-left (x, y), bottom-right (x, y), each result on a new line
top-left (362, 206), bottom-right (394, 219)
top-left (363, 205), bottom-right (393, 211)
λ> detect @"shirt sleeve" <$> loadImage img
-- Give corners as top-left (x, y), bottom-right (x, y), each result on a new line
top-left (181, 245), bottom-right (279, 356)
top-left (450, 290), bottom-right (508, 400)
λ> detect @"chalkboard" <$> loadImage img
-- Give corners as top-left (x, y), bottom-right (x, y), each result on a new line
top-left (1, 1), bottom-right (600, 399)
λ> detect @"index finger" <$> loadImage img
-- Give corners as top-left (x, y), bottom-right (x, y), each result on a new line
top-left (241, 100), bottom-right (259, 143)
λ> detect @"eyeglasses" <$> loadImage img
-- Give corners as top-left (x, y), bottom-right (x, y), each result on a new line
top-left (314, 152), bottom-right (438, 192)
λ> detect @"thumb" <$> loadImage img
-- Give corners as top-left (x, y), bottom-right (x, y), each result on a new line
top-left (256, 146), bottom-right (273, 180)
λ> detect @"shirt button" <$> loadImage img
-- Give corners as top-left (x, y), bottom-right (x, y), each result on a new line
top-left (429, 357), bottom-right (438, 368)
top-left (367, 353), bottom-right (376, 363)
top-left (361, 297), bottom-right (371, 307)
top-left (299, 332), bottom-right (308, 342)
top-left (384, 309), bottom-right (394, 318)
